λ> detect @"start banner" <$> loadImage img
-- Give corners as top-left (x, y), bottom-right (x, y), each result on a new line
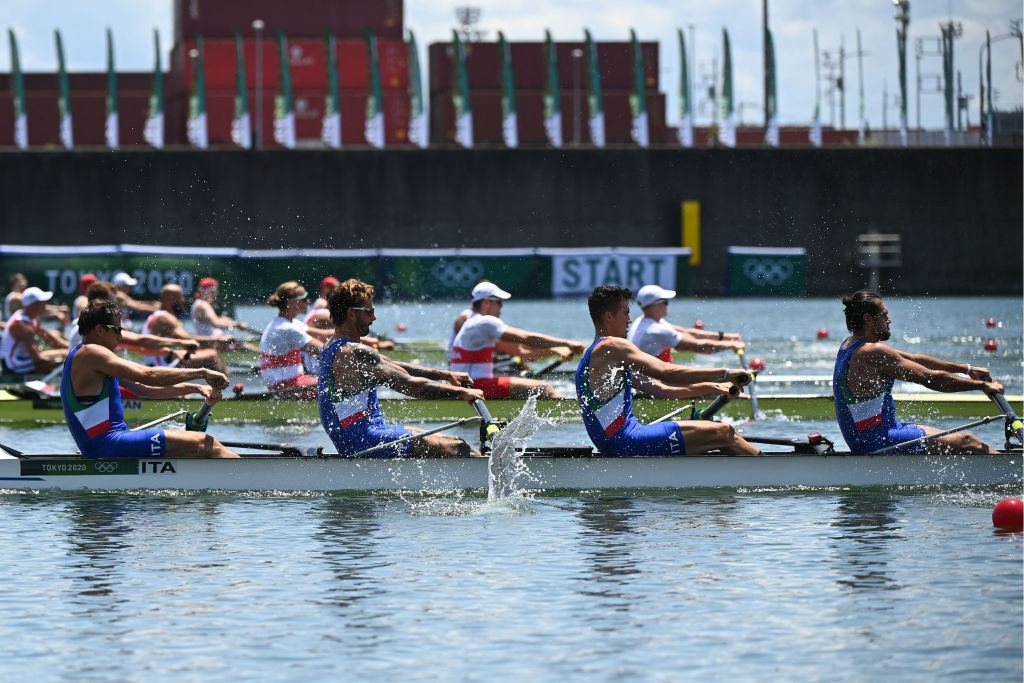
top-left (549, 248), bottom-right (690, 297)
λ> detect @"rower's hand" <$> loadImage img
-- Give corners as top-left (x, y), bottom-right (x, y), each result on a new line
top-left (180, 339), bottom-right (201, 352)
top-left (461, 387), bottom-right (485, 404)
top-left (203, 369), bottom-right (230, 390)
top-left (982, 380), bottom-right (1005, 397)
top-left (730, 341), bottom-right (746, 352)
top-left (707, 382), bottom-right (740, 400)
top-left (377, 339), bottom-right (396, 351)
top-left (448, 371), bottom-right (474, 388)
top-left (194, 384), bottom-right (223, 403)
top-left (727, 370), bottom-right (752, 386)
top-left (554, 346), bottom-right (573, 361)
top-left (567, 341), bottom-right (586, 356)
top-left (969, 365), bottom-right (993, 382)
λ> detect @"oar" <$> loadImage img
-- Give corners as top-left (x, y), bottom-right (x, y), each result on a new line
top-left (344, 416), bottom-right (482, 458)
top-left (218, 440), bottom-right (315, 458)
top-left (735, 347), bottom-right (759, 419)
top-left (990, 392), bottom-right (1023, 446)
top-left (520, 356), bottom-right (565, 379)
top-left (650, 404), bottom-right (695, 424)
top-left (185, 399), bottom-right (215, 432)
top-left (869, 414), bottom-right (1007, 454)
top-left (691, 385), bottom-right (740, 421)
top-left (130, 410), bottom-right (188, 431)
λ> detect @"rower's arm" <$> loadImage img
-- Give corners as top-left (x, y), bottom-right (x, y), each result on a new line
top-left (302, 336), bottom-right (324, 356)
top-left (10, 322), bottom-right (46, 362)
top-left (501, 326), bottom-right (585, 355)
top-left (673, 323), bottom-right (742, 342)
top-left (633, 373), bottom-right (737, 400)
top-left (120, 330), bottom-right (199, 351)
top-left (364, 347), bottom-right (481, 401)
top-left (673, 330), bottom-right (744, 355)
top-left (194, 300), bottom-right (247, 330)
top-left (384, 355), bottom-right (463, 384)
top-left (605, 337), bottom-right (749, 386)
top-left (873, 345), bottom-right (1001, 394)
top-left (39, 326), bottom-right (69, 349)
top-left (895, 349), bottom-right (977, 376)
top-left (495, 338), bottom-right (565, 360)
top-left (118, 380), bottom-right (212, 400)
top-left (84, 345), bottom-right (228, 390)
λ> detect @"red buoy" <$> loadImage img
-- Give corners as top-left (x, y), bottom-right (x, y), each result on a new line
top-left (985, 317), bottom-right (997, 328)
top-left (397, 322), bottom-right (408, 332)
top-left (750, 357), bottom-right (766, 372)
top-left (232, 383), bottom-right (245, 397)
top-left (694, 319), bottom-right (704, 329)
top-left (816, 327), bottom-right (829, 339)
top-left (992, 498), bottom-right (1024, 532)
top-left (984, 339), bottom-right (998, 352)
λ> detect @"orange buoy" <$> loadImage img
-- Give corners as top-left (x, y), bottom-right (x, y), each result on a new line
top-left (992, 498), bottom-right (1024, 532)
top-left (984, 339), bottom-right (998, 352)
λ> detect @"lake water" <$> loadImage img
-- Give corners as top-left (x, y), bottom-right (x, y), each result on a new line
top-left (1, 296), bottom-right (1021, 679)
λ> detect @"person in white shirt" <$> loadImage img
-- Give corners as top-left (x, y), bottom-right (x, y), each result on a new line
top-left (260, 281), bottom-right (326, 397)
top-left (449, 282), bottom-right (584, 399)
top-left (0, 287), bottom-right (69, 374)
top-left (111, 272), bottom-right (159, 327)
top-left (628, 285), bottom-right (744, 362)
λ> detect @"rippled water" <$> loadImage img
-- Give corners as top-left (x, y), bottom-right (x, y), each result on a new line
top-left (0, 488), bottom-right (1020, 680)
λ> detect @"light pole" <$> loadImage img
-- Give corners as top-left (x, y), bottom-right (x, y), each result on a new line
top-left (893, 0), bottom-right (910, 145)
top-left (252, 19), bottom-right (264, 149)
top-left (571, 48), bottom-right (583, 145)
top-left (977, 29), bottom-right (1021, 145)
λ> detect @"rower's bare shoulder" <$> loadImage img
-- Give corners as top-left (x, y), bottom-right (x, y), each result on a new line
top-left (854, 342), bottom-right (899, 366)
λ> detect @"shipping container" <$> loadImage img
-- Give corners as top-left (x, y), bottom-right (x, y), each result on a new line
top-left (173, 0), bottom-right (403, 42)
top-left (429, 40), bottom-right (658, 93)
top-left (430, 88), bottom-right (665, 147)
top-left (177, 38), bottom-right (408, 94)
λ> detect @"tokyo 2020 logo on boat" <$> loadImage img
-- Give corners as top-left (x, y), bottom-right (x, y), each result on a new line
top-left (742, 258), bottom-right (794, 287)
top-left (431, 260), bottom-right (486, 288)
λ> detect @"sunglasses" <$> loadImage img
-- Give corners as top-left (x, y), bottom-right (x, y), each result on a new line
top-left (104, 324), bottom-right (123, 334)
top-left (351, 306), bottom-right (375, 314)
top-left (288, 293), bottom-right (309, 302)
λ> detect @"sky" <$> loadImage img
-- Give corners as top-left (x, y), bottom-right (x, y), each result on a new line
top-left (2, 0), bottom-right (1021, 131)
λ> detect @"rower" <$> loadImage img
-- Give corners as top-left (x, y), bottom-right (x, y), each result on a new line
top-left (304, 276), bottom-right (393, 353)
top-left (61, 300), bottom-right (237, 458)
top-left (318, 278), bottom-right (483, 457)
top-left (4, 273), bottom-right (69, 326)
top-left (192, 276), bottom-right (253, 342)
top-left (576, 285), bottom-right (758, 455)
top-left (449, 281), bottom-right (584, 399)
top-left (71, 273), bottom-right (98, 321)
top-left (309, 275), bottom-right (339, 311)
top-left (141, 283), bottom-right (229, 373)
top-left (628, 284), bottom-right (744, 361)
top-left (0, 286), bottom-right (69, 374)
top-left (260, 281), bottom-right (324, 398)
top-left (834, 290), bottom-right (1004, 454)
top-left (111, 271), bottom-right (159, 327)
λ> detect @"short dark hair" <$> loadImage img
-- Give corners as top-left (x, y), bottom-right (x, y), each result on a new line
top-left (842, 290), bottom-right (884, 332)
top-left (328, 278), bottom-right (375, 326)
top-left (588, 285), bottom-right (632, 325)
top-left (79, 300), bottom-right (121, 336)
top-left (86, 281), bottom-right (116, 302)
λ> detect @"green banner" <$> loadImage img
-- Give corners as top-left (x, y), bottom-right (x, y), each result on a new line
top-left (726, 247), bottom-right (806, 296)
top-left (21, 459), bottom-right (138, 476)
top-left (380, 251), bottom-right (546, 299)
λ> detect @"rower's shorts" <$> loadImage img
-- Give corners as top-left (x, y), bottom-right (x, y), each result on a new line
top-left (592, 419), bottom-right (687, 456)
top-left (846, 422), bottom-right (927, 454)
top-left (79, 428), bottom-right (167, 459)
top-left (473, 376), bottom-right (512, 399)
top-left (328, 418), bottom-right (414, 458)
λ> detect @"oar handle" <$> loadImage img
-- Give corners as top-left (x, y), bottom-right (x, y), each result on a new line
top-left (473, 399), bottom-right (503, 450)
top-left (692, 385), bottom-right (740, 421)
top-left (473, 399), bottom-right (494, 424)
top-left (186, 400), bottom-right (215, 432)
top-left (991, 393), bottom-right (1024, 446)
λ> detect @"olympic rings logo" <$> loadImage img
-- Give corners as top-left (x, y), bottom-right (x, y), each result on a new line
top-left (94, 461), bottom-right (118, 473)
top-left (431, 260), bottom-right (486, 288)
top-left (742, 258), bottom-right (794, 287)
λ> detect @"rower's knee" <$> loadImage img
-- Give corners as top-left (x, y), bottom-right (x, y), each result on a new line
top-left (710, 421), bottom-right (736, 445)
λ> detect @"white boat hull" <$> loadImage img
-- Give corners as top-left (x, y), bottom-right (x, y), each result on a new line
top-left (1, 453), bottom-right (1019, 492)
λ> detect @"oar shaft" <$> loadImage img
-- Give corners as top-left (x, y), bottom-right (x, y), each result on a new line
top-left (346, 416), bottom-right (481, 458)
top-left (651, 404), bottom-right (694, 424)
top-left (736, 348), bottom-right (759, 419)
top-left (130, 410), bottom-right (187, 431)
top-left (693, 386), bottom-right (738, 421)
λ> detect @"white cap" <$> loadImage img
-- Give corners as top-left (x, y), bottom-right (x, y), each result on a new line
top-left (471, 282), bottom-right (511, 302)
top-left (636, 284), bottom-right (677, 308)
top-left (112, 272), bottom-right (138, 287)
top-left (21, 286), bottom-right (54, 308)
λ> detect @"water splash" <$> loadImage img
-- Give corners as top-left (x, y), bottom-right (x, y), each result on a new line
top-left (488, 394), bottom-right (551, 501)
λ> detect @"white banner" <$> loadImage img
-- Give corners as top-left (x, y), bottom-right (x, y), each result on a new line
top-left (551, 253), bottom-right (678, 296)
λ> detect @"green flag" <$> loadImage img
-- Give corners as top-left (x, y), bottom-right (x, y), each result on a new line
top-left (498, 30), bottom-right (518, 148)
top-left (764, 28), bottom-right (778, 147)
top-left (8, 29), bottom-right (28, 149)
top-left (407, 30), bottom-right (427, 148)
top-left (810, 29), bottom-right (822, 147)
top-left (321, 31), bottom-right (341, 149)
top-left (55, 30), bottom-right (73, 148)
top-left (718, 28), bottom-right (735, 147)
top-left (230, 30), bottom-right (251, 148)
top-left (630, 29), bottom-right (649, 147)
top-left (274, 30), bottom-right (295, 148)
top-left (143, 29), bottom-right (164, 149)
top-left (364, 30), bottom-right (384, 148)
top-left (585, 29), bottom-right (604, 147)
top-left (452, 30), bottom-right (473, 147)
top-left (543, 29), bottom-right (561, 147)
top-left (105, 28), bottom-right (118, 148)
top-left (677, 29), bottom-right (692, 147)
top-left (187, 34), bottom-right (208, 148)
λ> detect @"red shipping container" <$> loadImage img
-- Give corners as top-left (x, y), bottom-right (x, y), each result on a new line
top-left (174, 0), bottom-right (403, 42)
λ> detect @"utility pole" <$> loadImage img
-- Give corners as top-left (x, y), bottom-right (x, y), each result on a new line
top-left (763, 0), bottom-right (770, 131)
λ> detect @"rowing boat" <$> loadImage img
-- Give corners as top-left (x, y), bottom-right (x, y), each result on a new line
top-left (0, 446), bottom-right (1018, 491)
top-left (2, 391), bottom-right (1020, 426)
